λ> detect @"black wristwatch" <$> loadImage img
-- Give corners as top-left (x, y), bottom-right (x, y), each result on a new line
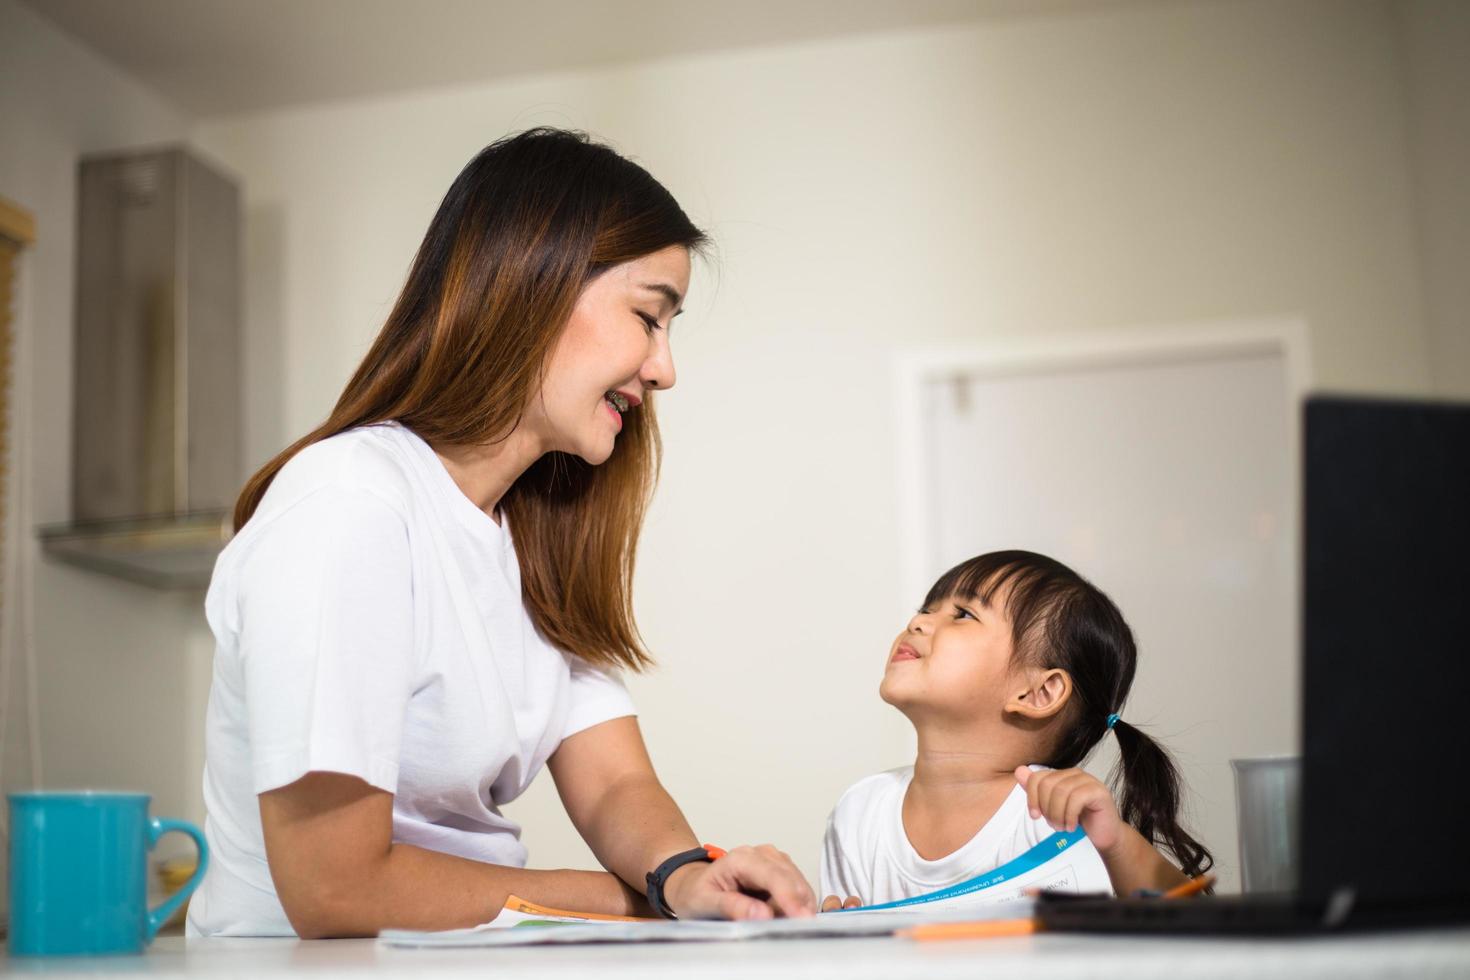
top-left (645, 844), bottom-right (726, 920)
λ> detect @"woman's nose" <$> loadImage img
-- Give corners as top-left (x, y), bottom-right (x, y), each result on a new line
top-left (641, 335), bottom-right (676, 392)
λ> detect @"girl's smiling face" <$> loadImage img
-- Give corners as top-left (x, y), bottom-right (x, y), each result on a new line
top-left (529, 245), bottom-right (689, 465)
top-left (879, 588), bottom-right (1020, 721)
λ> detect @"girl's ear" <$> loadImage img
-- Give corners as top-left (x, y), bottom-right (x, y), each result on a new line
top-left (1004, 668), bottom-right (1073, 720)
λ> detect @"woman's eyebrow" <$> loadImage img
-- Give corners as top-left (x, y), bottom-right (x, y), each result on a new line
top-left (639, 281), bottom-right (685, 316)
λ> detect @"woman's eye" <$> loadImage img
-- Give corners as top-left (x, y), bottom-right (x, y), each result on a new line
top-left (637, 311), bottom-right (660, 332)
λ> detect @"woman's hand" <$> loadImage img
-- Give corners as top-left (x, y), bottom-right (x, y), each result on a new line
top-left (1014, 766), bottom-right (1124, 854)
top-left (662, 845), bottom-right (817, 920)
top-left (548, 719), bottom-right (817, 921)
top-left (820, 894), bottom-right (863, 912)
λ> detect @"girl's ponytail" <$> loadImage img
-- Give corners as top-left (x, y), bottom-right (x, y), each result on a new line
top-left (1111, 719), bottom-right (1214, 879)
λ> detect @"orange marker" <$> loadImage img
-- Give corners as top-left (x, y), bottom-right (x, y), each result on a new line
top-left (902, 918), bottom-right (1039, 940)
top-left (1162, 874), bottom-right (1216, 900)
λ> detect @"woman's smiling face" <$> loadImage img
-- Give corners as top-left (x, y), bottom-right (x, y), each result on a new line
top-left (531, 245), bottom-right (690, 464)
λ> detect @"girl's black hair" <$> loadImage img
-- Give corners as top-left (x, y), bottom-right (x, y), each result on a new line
top-left (926, 550), bottom-right (1214, 878)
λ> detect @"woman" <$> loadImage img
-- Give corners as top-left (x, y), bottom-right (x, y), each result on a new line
top-left (187, 128), bottom-right (816, 938)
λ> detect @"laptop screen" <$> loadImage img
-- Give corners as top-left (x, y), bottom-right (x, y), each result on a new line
top-left (1301, 396), bottom-right (1470, 912)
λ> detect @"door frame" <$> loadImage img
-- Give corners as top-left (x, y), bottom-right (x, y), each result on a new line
top-left (891, 317), bottom-right (1313, 616)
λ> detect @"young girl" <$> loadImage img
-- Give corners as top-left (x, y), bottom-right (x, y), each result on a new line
top-left (820, 550), bottom-right (1213, 910)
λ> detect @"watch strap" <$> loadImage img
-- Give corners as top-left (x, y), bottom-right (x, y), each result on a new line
top-left (645, 844), bottom-right (726, 920)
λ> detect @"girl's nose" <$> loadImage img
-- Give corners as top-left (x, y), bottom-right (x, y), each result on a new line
top-left (907, 612), bottom-right (933, 635)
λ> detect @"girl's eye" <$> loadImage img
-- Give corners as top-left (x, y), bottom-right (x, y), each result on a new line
top-left (954, 607), bottom-right (975, 620)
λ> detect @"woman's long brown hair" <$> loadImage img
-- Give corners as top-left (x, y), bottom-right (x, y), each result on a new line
top-left (233, 128), bottom-right (707, 672)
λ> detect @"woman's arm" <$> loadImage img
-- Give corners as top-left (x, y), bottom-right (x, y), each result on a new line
top-left (547, 716), bottom-right (816, 919)
top-left (258, 772), bottom-right (645, 938)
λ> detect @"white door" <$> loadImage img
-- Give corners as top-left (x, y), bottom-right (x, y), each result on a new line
top-left (901, 325), bottom-right (1304, 893)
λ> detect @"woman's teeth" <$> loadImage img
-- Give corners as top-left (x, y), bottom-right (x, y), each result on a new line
top-left (605, 391), bottom-right (630, 413)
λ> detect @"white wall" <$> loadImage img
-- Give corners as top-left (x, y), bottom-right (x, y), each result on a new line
top-left (0, 0), bottom-right (208, 873)
top-left (191, 0), bottom-right (1444, 891)
top-left (1396, 0), bottom-right (1470, 399)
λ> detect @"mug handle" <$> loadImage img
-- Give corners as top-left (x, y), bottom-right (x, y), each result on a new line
top-left (145, 817), bottom-right (210, 940)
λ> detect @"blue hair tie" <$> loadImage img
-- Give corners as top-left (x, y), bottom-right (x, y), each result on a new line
top-left (1106, 713), bottom-right (1120, 730)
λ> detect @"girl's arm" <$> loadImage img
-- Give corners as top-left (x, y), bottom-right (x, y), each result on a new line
top-left (547, 716), bottom-right (817, 920)
top-left (1014, 766), bottom-right (1191, 896)
top-left (259, 771), bottom-right (644, 938)
top-left (1092, 821), bottom-right (1192, 895)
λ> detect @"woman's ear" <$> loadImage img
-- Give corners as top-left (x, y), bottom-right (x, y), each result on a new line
top-left (1003, 668), bottom-right (1073, 721)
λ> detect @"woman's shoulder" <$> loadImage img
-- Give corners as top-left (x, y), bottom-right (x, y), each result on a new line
top-left (207, 426), bottom-right (424, 632)
top-left (217, 425), bottom-right (421, 579)
top-left (264, 423), bottom-right (418, 518)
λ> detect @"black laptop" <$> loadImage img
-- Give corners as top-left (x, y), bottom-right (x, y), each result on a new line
top-left (1038, 395), bottom-right (1470, 933)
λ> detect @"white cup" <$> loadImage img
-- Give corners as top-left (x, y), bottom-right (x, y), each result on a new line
top-left (1231, 756), bottom-right (1300, 894)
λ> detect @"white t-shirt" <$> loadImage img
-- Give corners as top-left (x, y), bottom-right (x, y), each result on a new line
top-left (187, 422), bottom-right (636, 937)
top-left (819, 766), bottom-right (1113, 906)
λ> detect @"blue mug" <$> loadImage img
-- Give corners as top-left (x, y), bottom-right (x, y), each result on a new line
top-left (7, 792), bottom-right (209, 956)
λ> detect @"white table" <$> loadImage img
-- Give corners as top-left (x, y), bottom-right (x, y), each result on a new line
top-left (4, 930), bottom-right (1470, 979)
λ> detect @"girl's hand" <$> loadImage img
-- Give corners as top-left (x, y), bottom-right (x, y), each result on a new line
top-left (1014, 766), bottom-right (1124, 855)
top-left (663, 844), bottom-right (817, 920)
top-left (820, 894), bottom-right (863, 912)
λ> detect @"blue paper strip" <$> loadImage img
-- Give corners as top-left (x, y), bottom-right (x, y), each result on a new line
top-left (833, 829), bottom-right (1086, 912)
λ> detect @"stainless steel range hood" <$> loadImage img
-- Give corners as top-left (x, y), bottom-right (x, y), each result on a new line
top-left (39, 146), bottom-right (241, 589)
